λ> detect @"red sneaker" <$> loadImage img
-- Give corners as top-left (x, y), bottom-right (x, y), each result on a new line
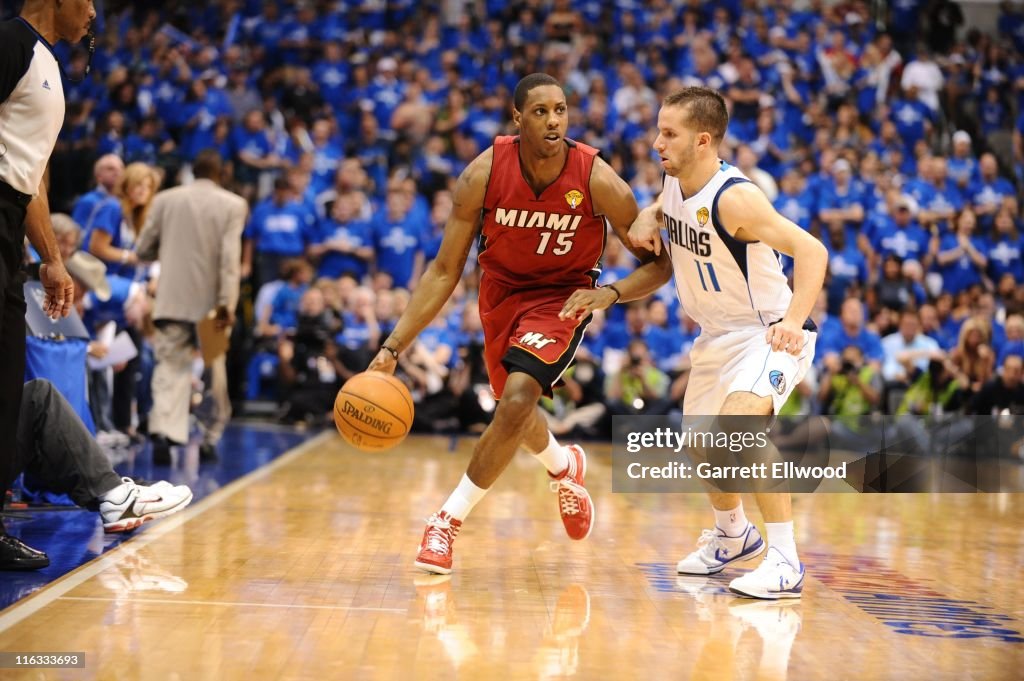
top-left (549, 445), bottom-right (594, 541)
top-left (414, 511), bottom-right (462, 575)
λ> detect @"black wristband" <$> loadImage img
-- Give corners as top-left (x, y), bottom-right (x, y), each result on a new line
top-left (381, 344), bottom-right (399, 360)
top-left (605, 283), bottom-right (622, 304)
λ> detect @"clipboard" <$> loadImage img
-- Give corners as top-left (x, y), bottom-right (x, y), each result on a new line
top-left (196, 311), bottom-right (231, 364)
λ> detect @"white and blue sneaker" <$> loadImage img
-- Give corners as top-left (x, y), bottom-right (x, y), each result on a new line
top-left (676, 524), bottom-right (765, 575)
top-left (728, 547), bottom-right (805, 599)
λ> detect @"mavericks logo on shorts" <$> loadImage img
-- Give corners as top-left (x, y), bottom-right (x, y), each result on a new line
top-left (769, 370), bottom-right (786, 395)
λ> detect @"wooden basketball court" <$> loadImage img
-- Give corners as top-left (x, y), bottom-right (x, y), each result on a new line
top-left (0, 431), bottom-right (1021, 679)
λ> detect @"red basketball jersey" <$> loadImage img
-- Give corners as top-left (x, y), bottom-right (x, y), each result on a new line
top-left (479, 136), bottom-right (606, 290)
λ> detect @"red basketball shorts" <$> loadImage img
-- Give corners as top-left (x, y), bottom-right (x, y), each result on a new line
top-left (479, 280), bottom-right (592, 399)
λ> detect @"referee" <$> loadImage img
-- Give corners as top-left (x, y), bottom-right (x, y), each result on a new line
top-left (0, 0), bottom-right (95, 570)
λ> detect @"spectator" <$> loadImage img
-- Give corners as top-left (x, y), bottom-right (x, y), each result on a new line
top-left (818, 298), bottom-right (885, 369)
top-left (871, 194), bottom-right (932, 269)
top-left (373, 184), bottom-right (424, 289)
top-left (277, 287), bottom-right (341, 424)
top-left (11, 379), bottom-right (192, 561)
top-left (873, 254), bottom-right (925, 312)
top-left (897, 356), bottom-right (966, 415)
top-left (72, 155), bottom-right (125, 257)
top-left (136, 150), bottom-right (248, 464)
top-left (999, 314), bottom-right (1024, 364)
top-left (900, 45), bottom-right (945, 112)
top-left (949, 317), bottom-right (996, 398)
top-left (607, 340), bottom-right (672, 416)
top-left (968, 153), bottom-right (1016, 230)
top-left (882, 308), bottom-right (943, 383)
top-left (820, 345), bottom-right (884, 417)
top-left (932, 207), bottom-right (989, 296)
top-left (231, 109), bottom-right (282, 201)
top-left (986, 205), bottom-right (1023, 284)
top-left (242, 176), bottom-right (317, 288)
top-left (967, 353), bottom-right (1024, 414)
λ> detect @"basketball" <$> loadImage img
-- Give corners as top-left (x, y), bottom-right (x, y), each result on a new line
top-left (334, 371), bottom-right (414, 451)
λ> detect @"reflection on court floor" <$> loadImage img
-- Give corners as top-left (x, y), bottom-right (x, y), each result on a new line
top-left (0, 429), bottom-right (1020, 679)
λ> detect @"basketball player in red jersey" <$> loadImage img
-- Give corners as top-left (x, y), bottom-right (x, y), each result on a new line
top-left (368, 74), bottom-right (672, 574)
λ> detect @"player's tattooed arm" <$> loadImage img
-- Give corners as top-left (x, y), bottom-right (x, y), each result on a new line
top-left (369, 148), bottom-right (493, 373)
top-left (560, 158), bottom-right (673, 321)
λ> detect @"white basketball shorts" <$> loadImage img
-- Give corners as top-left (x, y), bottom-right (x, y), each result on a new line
top-left (682, 325), bottom-right (817, 416)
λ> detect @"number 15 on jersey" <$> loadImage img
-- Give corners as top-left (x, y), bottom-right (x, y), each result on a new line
top-left (537, 231), bottom-right (574, 255)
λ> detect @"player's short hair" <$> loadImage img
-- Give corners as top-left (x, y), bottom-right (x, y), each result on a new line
top-left (513, 73), bottom-right (563, 111)
top-left (663, 86), bottom-right (729, 143)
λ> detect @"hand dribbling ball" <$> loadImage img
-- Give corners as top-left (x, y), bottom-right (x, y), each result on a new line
top-left (334, 372), bottom-right (414, 451)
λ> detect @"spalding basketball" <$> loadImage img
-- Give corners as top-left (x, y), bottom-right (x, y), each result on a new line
top-left (334, 371), bottom-right (414, 451)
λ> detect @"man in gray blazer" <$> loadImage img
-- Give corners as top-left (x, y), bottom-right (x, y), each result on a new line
top-left (136, 150), bottom-right (248, 464)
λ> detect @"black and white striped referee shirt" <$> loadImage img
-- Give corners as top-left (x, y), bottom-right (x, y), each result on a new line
top-left (0, 18), bottom-right (65, 197)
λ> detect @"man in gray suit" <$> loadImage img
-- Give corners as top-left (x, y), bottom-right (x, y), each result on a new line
top-left (136, 150), bottom-right (248, 464)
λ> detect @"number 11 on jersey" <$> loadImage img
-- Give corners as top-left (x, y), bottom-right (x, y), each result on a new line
top-left (694, 259), bottom-right (721, 292)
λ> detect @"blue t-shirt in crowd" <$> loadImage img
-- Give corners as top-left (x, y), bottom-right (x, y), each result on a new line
top-left (269, 283), bottom-right (308, 333)
top-left (826, 243), bottom-right (869, 310)
top-left (774, 190), bottom-right (815, 231)
top-left (986, 235), bottom-right (1024, 281)
top-left (374, 215), bottom-right (422, 288)
top-left (420, 325), bottom-right (459, 368)
top-left (947, 156), bottom-right (978, 190)
top-left (83, 275), bottom-right (136, 330)
top-left (231, 125), bottom-right (275, 164)
top-left (817, 326), bottom-right (884, 363)
top-left (936, 233), bottom-right (989, 294)
top-left (315, 217), bottom-right (374, 280)
top-left (245, 198), bottom-right (317, 256)
top-left (336, 312), bottom-right (372, 351)
top-left (872, 221), bottom-right (931, 263)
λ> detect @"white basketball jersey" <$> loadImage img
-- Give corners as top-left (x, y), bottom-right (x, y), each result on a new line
top-left (663, 161), bottom-right (793, 336)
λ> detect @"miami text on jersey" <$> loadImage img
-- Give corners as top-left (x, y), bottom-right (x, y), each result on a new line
top-left (494, 208), bottom-right (584, 231)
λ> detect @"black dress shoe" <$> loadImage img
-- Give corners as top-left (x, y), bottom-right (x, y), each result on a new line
top-left (199, 443), bottom-right (219, 462)
top-left (151, 434), bottom-right (173, 465)
top-left (0, 535), bottom-right (50, 570)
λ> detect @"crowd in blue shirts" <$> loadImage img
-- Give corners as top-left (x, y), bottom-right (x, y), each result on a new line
top-left (15, 0), bottom-right (1024, 438)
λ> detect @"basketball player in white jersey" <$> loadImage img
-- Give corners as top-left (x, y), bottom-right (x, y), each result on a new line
top-left (628, 87), bottom-right (828, 599)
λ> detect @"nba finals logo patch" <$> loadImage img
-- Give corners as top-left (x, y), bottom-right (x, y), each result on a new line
top-left (696, 206), bottom-right (709, 228)
top-left (769, 370), bottom-right (786, 395)
top-left (565, 189), bottom-right (584, 210)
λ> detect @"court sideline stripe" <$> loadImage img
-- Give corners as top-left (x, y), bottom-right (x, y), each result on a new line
top-left (0, 430), bottom-right (334, 634)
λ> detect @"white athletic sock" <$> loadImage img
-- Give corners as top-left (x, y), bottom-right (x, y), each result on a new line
top-left (527, 431), bottom-right (571, 477)
top-left (765, 521), bottom-right (800, 567)
top-left (440, 474), bottom-right (488, 522)
top-left (713, 503), bottom-right (748, 536)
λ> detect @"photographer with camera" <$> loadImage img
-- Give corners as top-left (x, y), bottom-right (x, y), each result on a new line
top-left (606, 339), bottom-right (672, 416)
top-left (820, 345), bottom-right (883, 417)
top-left (277, 286), bottom-right (342, 425)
